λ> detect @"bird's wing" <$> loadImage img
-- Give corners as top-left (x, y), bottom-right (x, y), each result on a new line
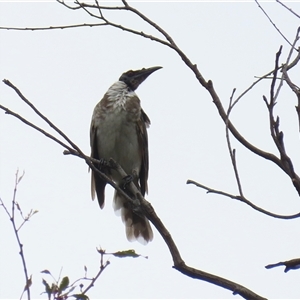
top-left (90, 114), bottom-right (106, 209)
top-left (137, 109), bottom-right (150, 196)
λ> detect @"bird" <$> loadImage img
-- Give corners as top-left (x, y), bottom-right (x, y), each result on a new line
top-left (90, 66), bottom-right (162, 244)
top-left (265, 258), bottom-right (300, 273)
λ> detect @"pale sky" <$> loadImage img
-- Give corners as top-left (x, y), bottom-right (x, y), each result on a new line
top-left (1, 1), bottom-right (300, 299)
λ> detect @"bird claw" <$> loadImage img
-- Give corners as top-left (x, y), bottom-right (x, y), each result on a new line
top-left (122, 174), bottom-right (133, 190)
top-left (97, 158), bottom-right (109, 168)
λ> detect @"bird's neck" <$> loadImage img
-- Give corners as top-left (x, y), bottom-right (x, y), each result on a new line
top-left (105, 81), bottom-right (136, 109)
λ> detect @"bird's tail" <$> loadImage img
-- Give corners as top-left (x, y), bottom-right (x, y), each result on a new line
top-left (113, 191), bottom-right (153, 244)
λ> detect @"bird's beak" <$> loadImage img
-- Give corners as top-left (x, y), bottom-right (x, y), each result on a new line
top-left (119, 66), bottom-right (162, 91)
top-left (132, 66), bottom-right (162, 83)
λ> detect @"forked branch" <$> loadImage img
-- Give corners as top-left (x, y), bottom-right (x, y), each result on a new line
top-left (0, 171), bottom-right (32, 300)
top-left (1, 1), bottom-right (300, 298)
top-left (1, 80), bottom-right (267, 300)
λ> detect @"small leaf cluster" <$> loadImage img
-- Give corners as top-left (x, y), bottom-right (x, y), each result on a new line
top-left (41, 270), bottom-right (88, 300)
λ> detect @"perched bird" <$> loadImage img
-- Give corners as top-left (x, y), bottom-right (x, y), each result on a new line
top-left (90, 66), bottom-right (162, 244)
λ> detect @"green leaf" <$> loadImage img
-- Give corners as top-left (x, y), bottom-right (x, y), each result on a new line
top-left (41, 269), bottom-right (51, 275)
top-left (42, 279), bottom-right (52, 300)
top-left (112, 249), bottom-right (140, 258)
top-left (58, 276), bottom-right (69, 292)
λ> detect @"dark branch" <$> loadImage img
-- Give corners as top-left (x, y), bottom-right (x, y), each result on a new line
top-left (1, 79), bottom-right (138, 208)
top-left (0, 171), bottom-right (32, 299)
top-left (265, 257), bottom-right (300, 273)
top-left (262, 48), bottom-right (300, 196)
top-left (3, 79), bottom-right (85, 157)
top-left (255, 0), bottom-right (295, 49)
top-left (1, 78), bottom-right (267, 299)
top-left (0, 23), bottom-right (108, 31)
top-left (2, 2), bottom-right (300, 298)
top-left (0, 103), bottom-right (73, 152)
top-left (226, 88), bottom-right (244, 197)
top-left (187, 179), bottom-right (300, 220)
top-left (276, 0), bottom-right (300, 20)
top-left (110, 157), bottom-right (267, 300)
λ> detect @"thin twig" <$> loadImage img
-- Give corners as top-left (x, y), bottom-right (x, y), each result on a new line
top-left (0, 104), bottom-right (73, 152)
top-left (3, 79), bottom-right (85, 157)
top-left (57, 0), bottom-right (125, 11)
top-left (231, 70), bottom-right (275, 110)
top-left (276, 0), bottom-right (300, 19)
top-left (81, 251), bottom-right (110, 295)
top-left (0, 171), bottom-right (32, 300)
top-left (0, 23), bottom-right (107, 31)
top-left (284, 27), bottom-right (300, 67)
top-left (1, 1), bottom-right (293, 179)
top-left (255, 0), bottom-right (295, 49)
top-left (281, 28), bottom-right (300, 131)
top-left (75, 0), bottom-right (102, 20)
top-left (95, 0), bottom-right (105, 19)
top-left (187, 179), bottom-right (300, 220)
top-left (233, 33), bottom-right (300, 109)
top-left (226, 88), bottom-right (244, 197)
top-left (1, 79), bottom-right (139, 208)
top-left (274, 27), bottom-right (300, 102)
top-left (1, 2), bottom-right (295, 298)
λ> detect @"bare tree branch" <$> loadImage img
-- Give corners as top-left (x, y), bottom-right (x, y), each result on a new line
top-left (261, 48), bottom-right (300, 195)
top-left (1, 2), bottom-right (298, 189)
top-left (255, 0), bottom-right (296, 49)
top-left (265, 257), bottom-right (300, 272)
top-left (226, 88), bottom-right (244, 197)
top-left (0, 103), bottom-right (74, 152)
top-left (281, 27), bottom-right (300, 130)
top-left (1, 79), bottom-right (139, 208)
top-left (1, 2), bottom-right (300, 298)
top-left (274, 27), bottom-right (300, 103)
top-left (110, 156), bottom-right (267, 300)
top-left (186, 179), bottom-right (300, 220)
top-left (80, 250), bottom-right (110, 295)
top-left (233, 30), bottom-right (300, 111)
top-left (0, 171), bottom-right (32, 300)
top-left (276, 0), bottom-right (300, 19)
top-left (1, 80), bottom-right (267, 300)
top-left (0, 23), bottom-right (107, 31)
top-left (3, 79), bottom-right (85, 157)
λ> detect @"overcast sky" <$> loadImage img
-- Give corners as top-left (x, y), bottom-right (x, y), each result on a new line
top-left (1, 1), bottom-right (300, 299)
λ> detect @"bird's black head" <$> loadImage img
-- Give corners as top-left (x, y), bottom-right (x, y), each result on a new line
top-left (119, 66), bottom-right (162, 91)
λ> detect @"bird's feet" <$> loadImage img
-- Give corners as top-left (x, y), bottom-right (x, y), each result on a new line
top-left (122, 169), bottom-right (139, 190)
top-left (99, 158), bottom-right (109, 166)
top-left (122, 174), bottom-right (134, 190)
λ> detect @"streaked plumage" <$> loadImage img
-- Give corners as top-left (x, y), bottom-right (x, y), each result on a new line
top-left (90, 66), bottom-right (161, 244)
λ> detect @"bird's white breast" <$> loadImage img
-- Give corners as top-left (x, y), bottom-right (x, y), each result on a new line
top-left (94, 81), bottom-right (142, 181)
top-left (106, 81), bottom-right (136, 110)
